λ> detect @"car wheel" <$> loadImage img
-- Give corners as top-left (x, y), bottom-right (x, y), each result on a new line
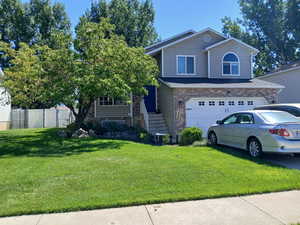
top-left (248, 138), bottom-right (262, 158)
top-left (208, 132), bottom-right (218, 146)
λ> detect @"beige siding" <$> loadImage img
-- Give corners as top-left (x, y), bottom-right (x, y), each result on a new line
top-left (96, 104), bottom-right (130, 118)
top-left (158, 83), bottom-right (175, 135)
top-left (163, 31), bottom-right (225, 77)
top-left (209, 40), bottom-right (252, 79)
top-left (259, 69), bottom-right (300, 103)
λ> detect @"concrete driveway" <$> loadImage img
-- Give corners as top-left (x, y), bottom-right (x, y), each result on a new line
top-left (266, 154), bottom-right (300, 170)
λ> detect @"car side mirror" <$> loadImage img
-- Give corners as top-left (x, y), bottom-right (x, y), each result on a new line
top-left (216, 120), bottom-right (223, 125)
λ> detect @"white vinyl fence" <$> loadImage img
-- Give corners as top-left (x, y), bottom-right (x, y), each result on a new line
top-left (11, 108), bottom-right (74, 129)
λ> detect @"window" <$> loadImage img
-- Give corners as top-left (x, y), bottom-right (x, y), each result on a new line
top-left (259, 111), bottom-right (300, 124)
top-left (223, 53), bottom-right (239, 76)
top-left (198, 101), bottom-right (205, 106)
top-left (228, 101), bottom-right (235, 106)
top-left (209, 101), bottom-right (215, 106)
top-left (237, 113), bottom-right (254, 124)
top-left (99, 97), bottom-right (126, 106)
top-left (219, 101), bottom-right (225, 106)
top-left (238, 101), bottom-right (244, 106)
top-left (223, 114), bottom-right (239, 124)
top-left (177, 56), bottom-right (195, 75)
top-left (248, 101), bottom-right (254, 106)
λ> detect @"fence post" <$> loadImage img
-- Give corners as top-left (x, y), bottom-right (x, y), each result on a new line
top-left (43, 109), bottom-right (45, 128)
top-left (56, 109), bottom-right (59, 128)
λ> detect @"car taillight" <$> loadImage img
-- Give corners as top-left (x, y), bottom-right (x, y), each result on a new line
top-left (269, 128), bottom-right (290, 137)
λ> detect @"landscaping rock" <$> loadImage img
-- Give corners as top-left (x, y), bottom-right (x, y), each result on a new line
top-left (57, 130), bottom-right (68, 138)
top-left (72, 128), bottom-right (89, 138)
top-left (88, 129), bottom-right (97, 138)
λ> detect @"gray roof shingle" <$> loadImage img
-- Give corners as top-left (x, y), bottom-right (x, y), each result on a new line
top-left (159, 77), bottom-right (284, 89)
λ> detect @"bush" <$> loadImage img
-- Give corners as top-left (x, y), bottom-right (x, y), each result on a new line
top-left (179, 127), bottom-right (203, 146)
top-left (162, 135), bottom-right (171, 145)
top-left (101, 121), bottom-right (129, 133)
top-left (66, 122), bottom-right (79, 132)
top-left (139, 132), bottom-right (152, 143)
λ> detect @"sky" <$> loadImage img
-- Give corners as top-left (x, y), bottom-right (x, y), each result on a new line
top-left (23, 0), bottom-right (242, 39)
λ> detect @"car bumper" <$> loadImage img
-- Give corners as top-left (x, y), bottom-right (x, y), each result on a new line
top-left (263, 138), bottom-right (300, 154)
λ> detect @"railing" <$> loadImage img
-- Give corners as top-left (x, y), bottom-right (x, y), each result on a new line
top-left (140, 99), bottom-right (149, 132)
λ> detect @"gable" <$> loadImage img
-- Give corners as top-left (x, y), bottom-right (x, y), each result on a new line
top-left (146, 28), bottom-right (226, 55)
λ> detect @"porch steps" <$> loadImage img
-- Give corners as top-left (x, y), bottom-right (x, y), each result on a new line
top-left (148, 113), bottom-right (169, 135)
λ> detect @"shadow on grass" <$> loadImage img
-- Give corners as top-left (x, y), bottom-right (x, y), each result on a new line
top-left (211, 144), bottom-right (288, 169)
top-left (0, 129), bottom-right (126, 158)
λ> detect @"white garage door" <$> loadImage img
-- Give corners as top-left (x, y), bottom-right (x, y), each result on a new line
top-left (186, 97), bottom-right (267, 135)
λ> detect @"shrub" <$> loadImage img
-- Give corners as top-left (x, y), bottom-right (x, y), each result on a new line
top-left (179, 127), bottom-right (203, 146)
top-left (101, 121), bottom-right (129, 132)
top-left (66, 122), bottom-right (79, 132)
top-left (162, 135), bottom-right (171, 145)
top-left (139, 132), bottom-right (152, 143)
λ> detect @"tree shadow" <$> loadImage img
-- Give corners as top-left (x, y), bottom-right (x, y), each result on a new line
top-left (0, 129), bottom-right (126, 158)
top-left (211, 144), bottom-right (289, 169)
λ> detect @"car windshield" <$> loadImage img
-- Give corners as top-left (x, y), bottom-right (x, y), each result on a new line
top-left (258, 111), bottom-right (300, 124)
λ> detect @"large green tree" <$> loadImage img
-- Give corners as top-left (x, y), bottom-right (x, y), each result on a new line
top-left (0, 19), bottom-right (159, 126)
top-left (0, 0), bottom-right (70, 56)
top-left (222, 0), bottom-right (300, 75)
top-left (79, 0), bottom-right (158, 47)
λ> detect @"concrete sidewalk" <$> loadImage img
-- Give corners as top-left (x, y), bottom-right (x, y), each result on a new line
top-left (1, 190), bottom-right (300, 225)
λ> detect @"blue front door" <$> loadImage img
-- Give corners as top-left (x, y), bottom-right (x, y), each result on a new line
top-left (144, 85), bottom-right (156, 113)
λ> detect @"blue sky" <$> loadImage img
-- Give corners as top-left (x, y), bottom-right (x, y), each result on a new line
top-left (24, 0), bottom-right (242, 39)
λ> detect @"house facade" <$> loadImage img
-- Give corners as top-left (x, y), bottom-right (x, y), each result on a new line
top-left (89, 28), bottom-right (283, 138)
top-left (259, 61), bottom-right (300, 103)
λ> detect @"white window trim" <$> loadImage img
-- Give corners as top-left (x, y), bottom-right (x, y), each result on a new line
top-left (222, 52), bottom-right (240, 77)
top-left (176, 55), bottom-right (196, 75)
top-left (98, 97), bottom-right (128, 107)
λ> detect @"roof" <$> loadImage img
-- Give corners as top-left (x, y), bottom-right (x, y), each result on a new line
top-left (145, 27), bottom-right (227, 55)
top-left (204, 38), bottom-right (259, 54)
top-left (159, 77), bottom-right (284, 89)
top-left (261, 60), bottom-right (300, 78)
top-left (145, 30), bottom-right (196, 52)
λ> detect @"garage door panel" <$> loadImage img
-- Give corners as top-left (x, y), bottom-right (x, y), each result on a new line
top-left (186, 97), bottom-right (267, 135)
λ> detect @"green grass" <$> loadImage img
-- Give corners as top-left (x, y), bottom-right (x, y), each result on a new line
top-left (1, 128), bottom-right (300, 217)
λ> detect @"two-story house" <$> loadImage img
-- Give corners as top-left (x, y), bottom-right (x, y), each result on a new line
top-left (88, 28), bottom-right (283, 138)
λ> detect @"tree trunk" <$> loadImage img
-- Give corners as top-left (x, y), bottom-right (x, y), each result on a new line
top-left (71, 98), bottom-right (94, 130)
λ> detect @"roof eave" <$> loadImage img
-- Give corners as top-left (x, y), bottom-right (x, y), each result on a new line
top-left (205, 38), bottom-right (259, 54)
top-left (146, 27), bottom-right (228, 55)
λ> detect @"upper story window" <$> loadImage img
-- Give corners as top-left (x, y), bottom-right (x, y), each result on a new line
top-left (177, 55), bottom-right (196, 75)
top-left (222, 53), bottom-right (240, 76)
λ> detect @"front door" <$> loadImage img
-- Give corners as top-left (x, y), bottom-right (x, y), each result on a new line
top-left (144, 85), bottom-right (156, 113)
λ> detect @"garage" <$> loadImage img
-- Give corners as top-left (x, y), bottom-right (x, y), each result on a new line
top-left (186, 97), bottom-right (267, 134)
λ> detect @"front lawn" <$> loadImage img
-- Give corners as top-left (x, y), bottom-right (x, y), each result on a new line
top-left (1, 129), bottom-right (300, 217)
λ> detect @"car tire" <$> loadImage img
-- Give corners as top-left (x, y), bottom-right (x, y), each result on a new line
top-left (247, 138), bottom-right (263, 158)
top-left (208, 132), bottom-right (218, 146)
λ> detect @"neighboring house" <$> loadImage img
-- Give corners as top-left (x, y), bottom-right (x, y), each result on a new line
top-left (259, 60), bottom-right (300, 103)
top-left (0, 68), bottom-right (11, 130)
top-left (88, 28), bottom-right (283, 138)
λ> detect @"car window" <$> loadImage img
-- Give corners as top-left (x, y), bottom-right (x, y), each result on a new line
top-left (237, 113), bottom-right (254, 124)
top-left (277, 106), bottom-right (300, 117)
top-left (258, 111), bottom-right (300, 123)
top-left (223, 114), bottom-right (238, 124)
